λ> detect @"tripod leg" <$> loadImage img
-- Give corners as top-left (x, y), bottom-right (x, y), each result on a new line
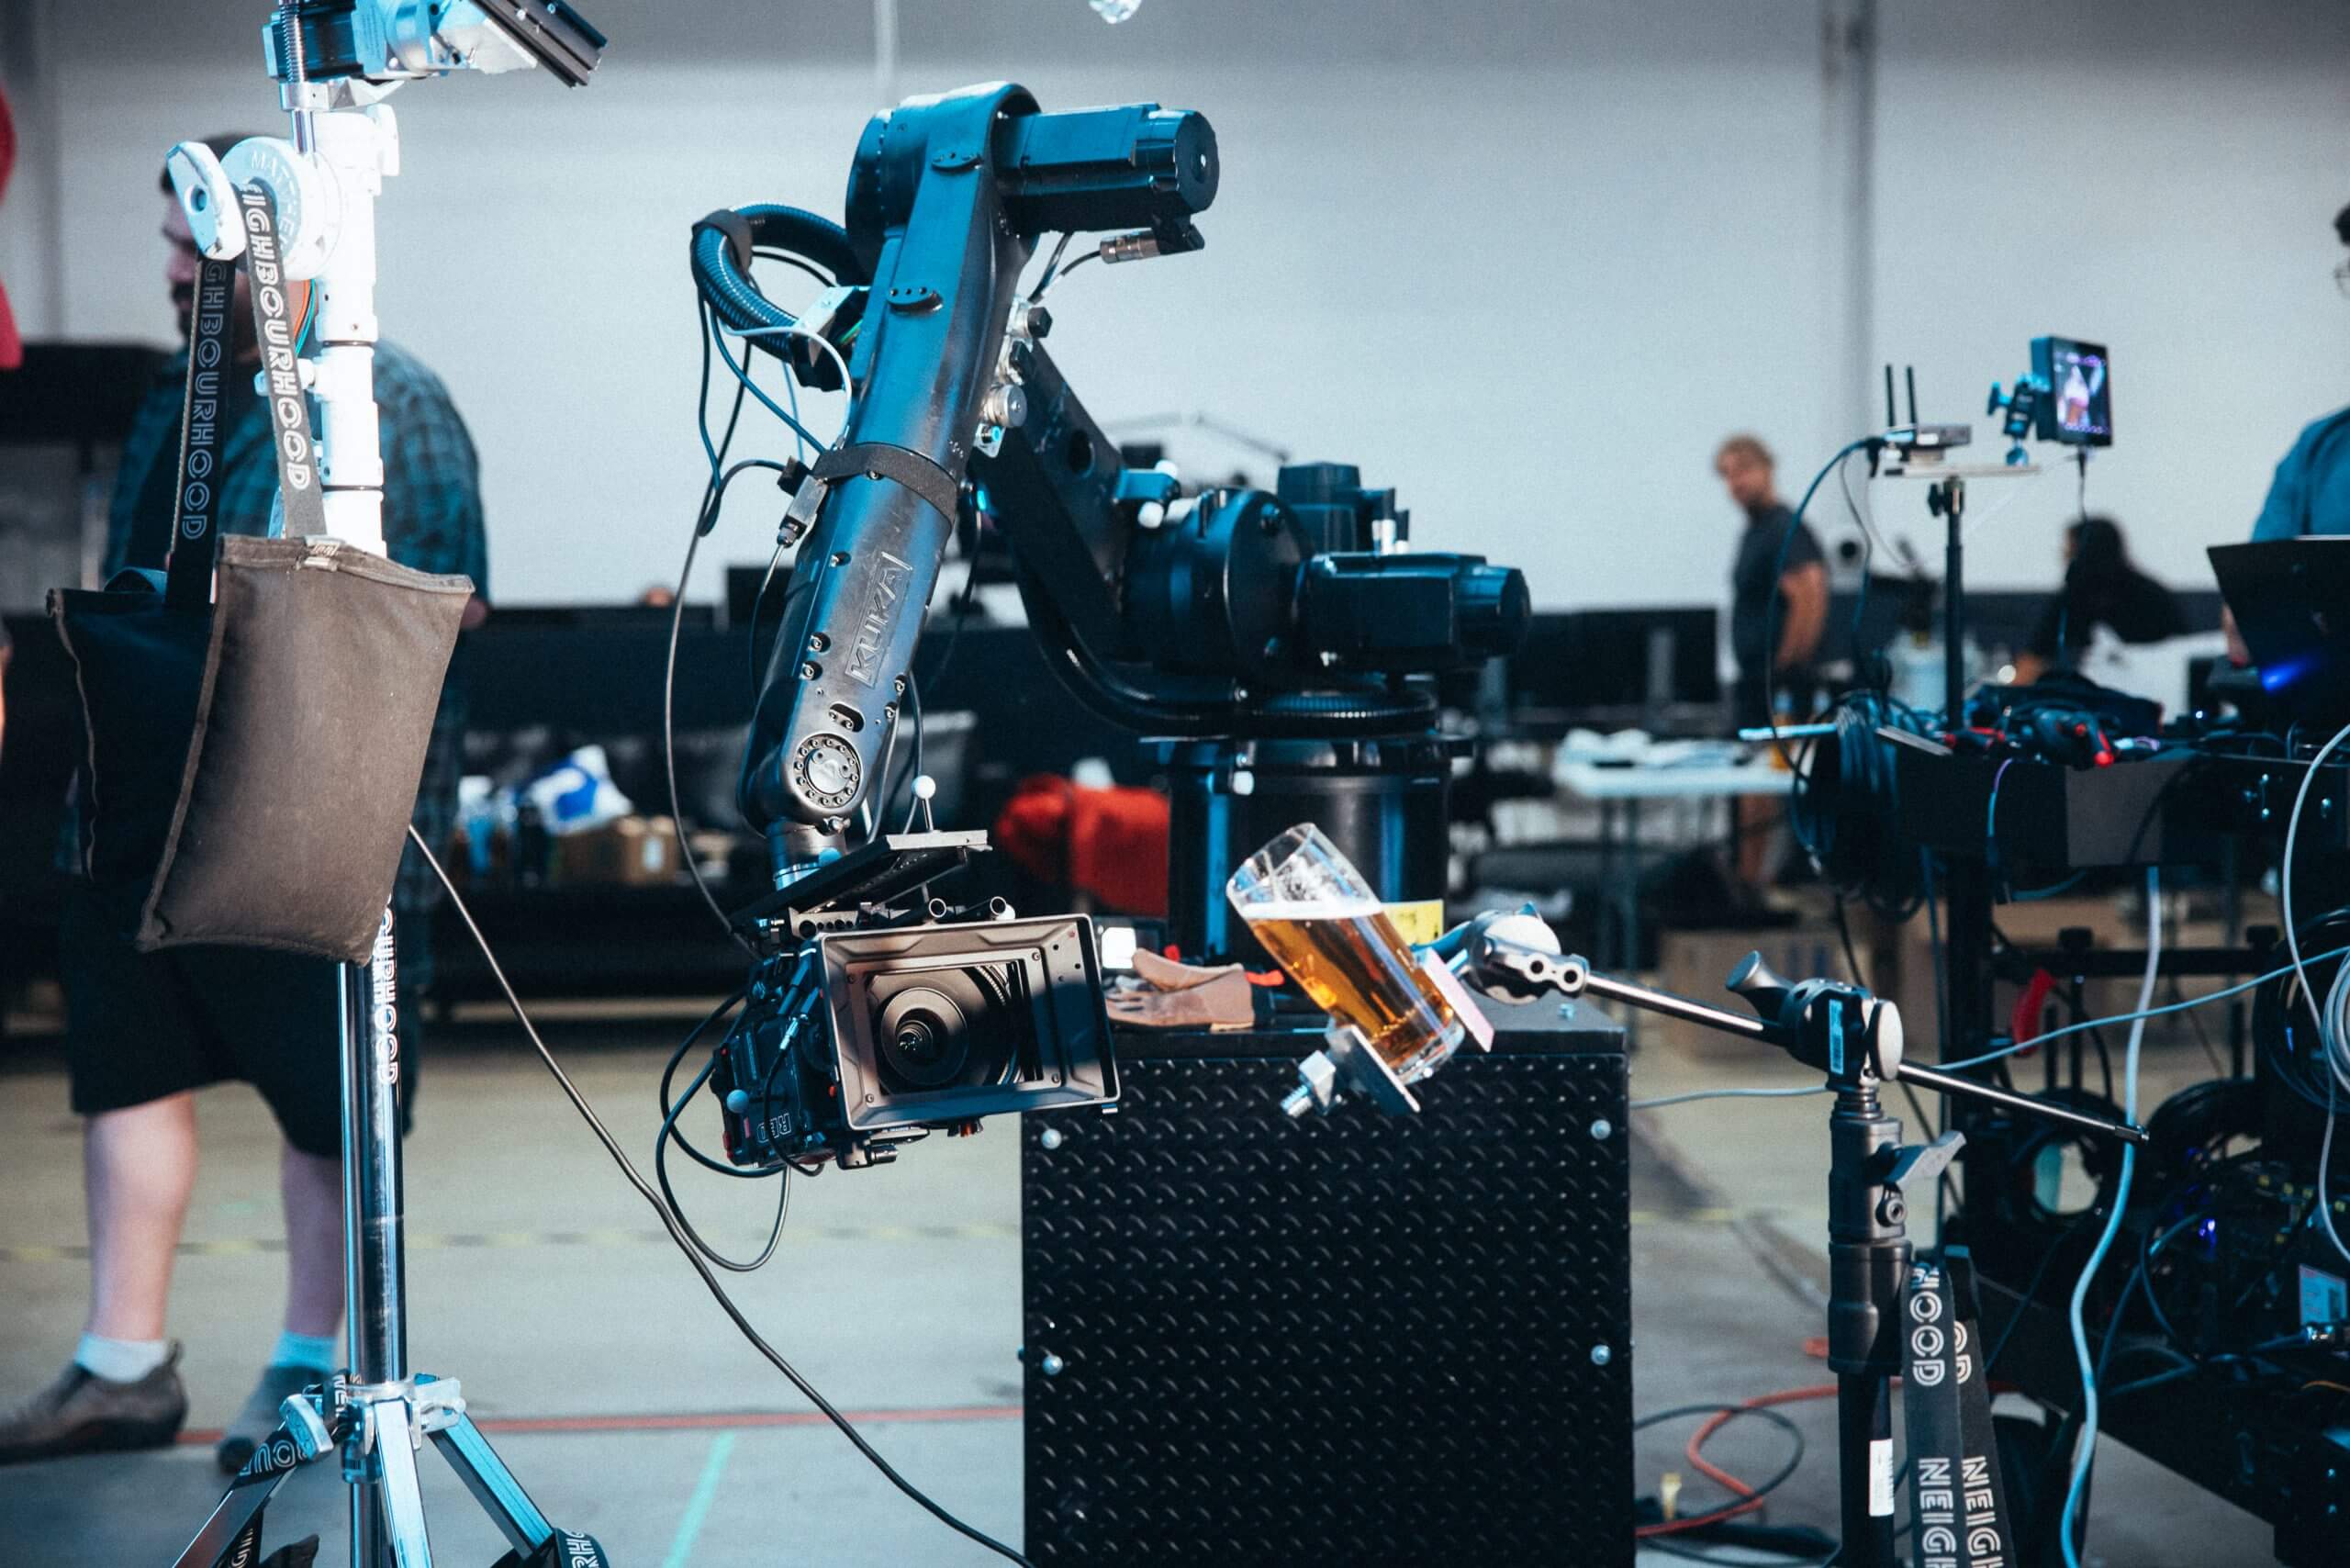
top-left (431, 1411), bottom-right (555, 1556)
top-left (370, 1398), bottom-right (435, 1568)
top-left (170, 1422), bottom-right (312, 1568)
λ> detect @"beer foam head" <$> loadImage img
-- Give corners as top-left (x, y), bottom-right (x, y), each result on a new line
top-left (1239, 898), bottom-right (1386, 920)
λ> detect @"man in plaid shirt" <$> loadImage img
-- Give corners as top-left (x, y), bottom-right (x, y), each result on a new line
top-left (0, 134), bottom-right (487, 1474)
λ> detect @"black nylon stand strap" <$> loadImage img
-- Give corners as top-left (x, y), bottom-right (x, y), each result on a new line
top-left (1942, 1250), bottom-right (2017, 1568)
top-left (237, 183), bottom-right (329, 540)
top-left (1902, 1260), bottom-right (2016, 1568)
top-left (491, 1529), bottom-right (612, 1568)
top-left (219, 1506), bottom-right (264, 1568)
top-left (811, 440), bottom-right (961, 522)
top-left (162, 251), bottom-right (241, 610)
top-left (162, 183), bottom-right (327, 609)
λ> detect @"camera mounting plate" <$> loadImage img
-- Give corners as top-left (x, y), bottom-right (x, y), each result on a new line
top-left (731, 830), bottom-right (991, 939)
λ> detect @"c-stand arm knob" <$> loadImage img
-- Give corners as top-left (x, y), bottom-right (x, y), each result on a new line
top-left (1726, 951), bottom-right (1796, 1026)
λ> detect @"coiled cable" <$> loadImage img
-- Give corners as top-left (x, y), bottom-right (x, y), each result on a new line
top-left (1789, 689), bottom-right (1934, 921)
top-left (688, 203), bottom-right (867, 367)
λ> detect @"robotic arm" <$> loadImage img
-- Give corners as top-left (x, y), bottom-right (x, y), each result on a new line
top-left (702, 84), bottom-right (1218, 873)
top-left (703, 84), bottom-right (1526, 880)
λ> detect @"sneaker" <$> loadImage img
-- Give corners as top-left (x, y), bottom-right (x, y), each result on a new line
top-left (217, 1362), bottom-right (329, 1474)
top-left (0, 1346), bottom-right (187, 1464)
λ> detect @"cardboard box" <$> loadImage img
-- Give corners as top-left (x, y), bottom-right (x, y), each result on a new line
top-left (554, 815), bottom-right (682, 886)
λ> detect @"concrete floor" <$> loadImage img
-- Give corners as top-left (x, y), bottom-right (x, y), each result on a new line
top-left (0, 1005), bottom-right (2280, 1566)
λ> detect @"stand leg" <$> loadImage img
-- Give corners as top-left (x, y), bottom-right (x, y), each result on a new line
top-left (1837, 1372), bottom-right (1898, 1568)
top-left (170, 1443), bottom-right (303, 1567)
top-left (372, 1398), bottom-right (434, 1568)
top-left (431, 1410), bottom-right (556, 1555)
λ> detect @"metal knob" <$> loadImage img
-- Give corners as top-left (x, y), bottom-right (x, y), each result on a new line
top-left (1726, 952), bottom-right (1796, 1022)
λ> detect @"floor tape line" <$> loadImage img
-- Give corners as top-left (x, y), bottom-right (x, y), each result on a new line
top-left (659, 1430), bottom-right (735, 1568)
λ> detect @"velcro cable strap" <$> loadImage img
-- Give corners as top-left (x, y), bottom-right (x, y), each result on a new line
top-left (811, 441), bottom-right (961, 522)
top-left (692, 207), bottom-right (757, 274)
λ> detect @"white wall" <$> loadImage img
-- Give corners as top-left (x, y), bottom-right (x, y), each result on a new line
top-left (7, 0), bottom-right (2347, 610)
top-left (1863, 0), bottom-right (2350, 593)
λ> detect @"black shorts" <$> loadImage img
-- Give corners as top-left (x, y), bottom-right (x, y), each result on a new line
top-left (60, 884), bottom-right (420, 1157)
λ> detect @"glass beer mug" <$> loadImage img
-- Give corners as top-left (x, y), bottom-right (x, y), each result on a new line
top-left (1226, 823), bottom-right (1466, 1083)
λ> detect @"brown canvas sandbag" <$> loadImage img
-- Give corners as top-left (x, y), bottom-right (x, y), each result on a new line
top-left (130, 533), bottom-right (471, 960)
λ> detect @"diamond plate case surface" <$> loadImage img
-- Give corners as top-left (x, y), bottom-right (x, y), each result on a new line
top-left (1023, 1003), bottom-right (1630, 1566)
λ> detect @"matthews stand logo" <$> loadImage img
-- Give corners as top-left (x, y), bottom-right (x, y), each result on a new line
top-left (179, 263), bottom-right (234, 541)
top-left (239, 186), bottom-right (318, 497)
top-left (371, 910), bottom-right (401, 1086)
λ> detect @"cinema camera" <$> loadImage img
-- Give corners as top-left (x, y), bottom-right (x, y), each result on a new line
top-left (689, 84), bottom-right (1528, 1166)
top-left (711, 831), bottom-right (1116, 1170)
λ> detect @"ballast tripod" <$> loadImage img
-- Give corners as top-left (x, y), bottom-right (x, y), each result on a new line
top-left (173, 917), bottom-right (594, 1568)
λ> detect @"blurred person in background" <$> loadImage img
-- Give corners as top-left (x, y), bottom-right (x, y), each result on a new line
top-left (2018, 515), bottom-right (2183, 683)
top-left (1717, 432), bottom-right (1826, 895)
top-left (2223, 200), bottom-right (2350, 662)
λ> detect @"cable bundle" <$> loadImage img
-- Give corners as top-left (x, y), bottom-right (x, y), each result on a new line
top-left (2256, 912), bottom-right (2350, 1119)
top-left (1789, 688), bottom-right (1936, 921)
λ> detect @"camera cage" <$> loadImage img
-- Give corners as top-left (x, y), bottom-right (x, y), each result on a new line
top-left (732, 829), bottom-right (993, 938)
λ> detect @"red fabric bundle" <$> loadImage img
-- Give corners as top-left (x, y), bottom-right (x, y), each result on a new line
top-left (993, 775), bottom-right (1170, 916)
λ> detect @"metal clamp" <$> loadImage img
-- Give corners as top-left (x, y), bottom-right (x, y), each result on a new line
top-left (1281, 1024), bottom-right (1425, 1120)
top-left (412, 1374), bottom-right (468, 1435)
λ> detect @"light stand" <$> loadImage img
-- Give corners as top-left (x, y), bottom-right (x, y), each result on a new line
top-left (1464, 929), bottom-right (2145, 1568)
top-left (173, 918), bottom-right (568, 1568)
top-left (165, 6), bottom-right (602, 1565)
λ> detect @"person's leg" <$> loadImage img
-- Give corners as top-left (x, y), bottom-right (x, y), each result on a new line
top-left (212, 1140), bottom-right (343, 1473)
top-left (84, 1093), bottom-right (199, 1342)
top-left (1, 1092), bottom-right (196, 1463)
top-left (279, 1143), bottom-right (344, 1342)
top-left (205, 949), bottom-right (347, 1472)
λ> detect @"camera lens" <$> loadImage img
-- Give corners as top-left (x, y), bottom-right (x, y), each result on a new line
top-left (891, 1006), bottom-right (955, 1081)
top-left (878, 986), bottom-right (973, 1089)
top-left (869, 968), bottom-right (1014, 1094)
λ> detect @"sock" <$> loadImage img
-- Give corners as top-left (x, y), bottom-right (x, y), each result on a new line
top-left (74, 1333), bottom-right (169, 1383)
top-left (270, 1330), bottom-right (341, 1373)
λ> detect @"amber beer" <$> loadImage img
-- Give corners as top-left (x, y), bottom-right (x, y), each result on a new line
top-left (1241, 897), bottom-right (1464, 1080)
